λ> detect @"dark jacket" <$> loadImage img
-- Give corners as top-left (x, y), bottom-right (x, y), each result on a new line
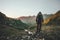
top-left (36, 12), bottom-right (43, 24)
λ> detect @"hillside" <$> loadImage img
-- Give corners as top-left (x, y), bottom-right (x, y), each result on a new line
top-left (0, 24), bottom-right (28, 40)
top-left (0, 12), bottom-right (28, 30)
top-left (0, 12), bottom-right (29, 40)
top-left (45, 10), bottom-right (60, 25)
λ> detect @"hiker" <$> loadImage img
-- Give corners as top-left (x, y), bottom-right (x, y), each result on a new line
top-left (36, 12), bottom-right (44, 33)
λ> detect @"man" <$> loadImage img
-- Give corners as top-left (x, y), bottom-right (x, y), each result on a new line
top-left (36, 12), bottom-right (44, 33)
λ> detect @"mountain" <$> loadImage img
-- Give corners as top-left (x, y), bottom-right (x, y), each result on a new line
top-left (0, 12), bottom-right (28, 30)
top-left (17, 16), bottom-right (36, 26)
top-left (0, 12), bottom-right (29, 40)
top-left (45, 10), bottom-right (60, 26)
top-left (0, 11), bottom-right (60, 40)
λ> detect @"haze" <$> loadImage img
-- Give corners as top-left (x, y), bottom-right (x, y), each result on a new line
top-left (0, 0), bottom-right (60, 18)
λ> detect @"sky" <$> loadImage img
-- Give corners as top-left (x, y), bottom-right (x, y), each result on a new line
top-left (0, 0), bottom-right (60, 18)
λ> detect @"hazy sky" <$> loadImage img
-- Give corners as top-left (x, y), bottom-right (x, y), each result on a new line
top-left (0, 0), bottom-right (60, 18)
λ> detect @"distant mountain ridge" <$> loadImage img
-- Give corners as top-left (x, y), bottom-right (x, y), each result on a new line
top-left (17, 16), bottom-right (36, 26)
top-left (17, 10), bottom-right (60, 26)
top-left (17, 14), bottom-right (53, 26)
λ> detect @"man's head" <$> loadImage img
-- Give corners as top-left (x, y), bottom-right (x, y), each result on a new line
top-left (38, 12), bottom-right (42, 15)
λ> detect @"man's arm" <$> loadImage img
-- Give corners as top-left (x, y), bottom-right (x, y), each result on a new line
top-left (36, 16), bottom-right (38, 22)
